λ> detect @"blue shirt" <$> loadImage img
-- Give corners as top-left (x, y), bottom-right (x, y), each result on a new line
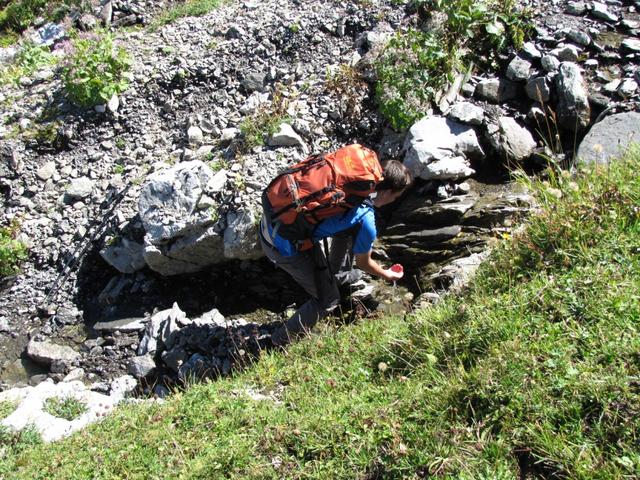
top-left (262, 202), bottom-right (377, 257)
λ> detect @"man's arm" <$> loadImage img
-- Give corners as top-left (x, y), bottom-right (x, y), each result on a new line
top-left (355, 251), bottom-right (403, 282)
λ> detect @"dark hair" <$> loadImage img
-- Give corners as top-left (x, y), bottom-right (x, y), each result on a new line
top-left (376, 160), bottom-right (413, 192)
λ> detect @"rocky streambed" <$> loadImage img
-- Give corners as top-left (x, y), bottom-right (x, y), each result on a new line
top-left (2, 0), bottom-right (640, 443)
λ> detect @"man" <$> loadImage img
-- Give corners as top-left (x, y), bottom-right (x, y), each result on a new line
top-left (260, 156), bottom-right (413, 346)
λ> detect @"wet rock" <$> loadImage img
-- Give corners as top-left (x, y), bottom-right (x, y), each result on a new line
top-left (26, 341), bottom-right (80, 367)
top-left (178, 353), bottom-right (221, 381)
top-left (429, 252), bottom-right (489, 291)
top-left (488, 117), bottom-right (536, 163)
top-left (475, 78), bottom-right (520, 103)
top-left (403, 116), bottom-right (483, 181)
top-left (555, 62), bottom-right (591, 132)
top-left (577, 112), bottom-right (640, 164)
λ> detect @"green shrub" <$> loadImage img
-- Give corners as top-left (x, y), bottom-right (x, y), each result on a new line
top-left (0, 0), bottom-right (47, 32)
top-left (0, 41), bottom-right (56, 85)
top-left (376, 0), bottom-right (532, 130)
top-left (0, 221), bottom-right (28, 277)
top-left (0, 0), bottom-right (85, 34)
top-left (43, 397), bottom-right (87, 421)
top-left (376, 29), bottom-right (456, 130)
top-left (62, 33), bottom-right (131, 108)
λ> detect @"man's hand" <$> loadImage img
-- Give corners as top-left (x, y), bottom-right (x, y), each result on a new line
top-left (355, 252), bottom-right (404, 282)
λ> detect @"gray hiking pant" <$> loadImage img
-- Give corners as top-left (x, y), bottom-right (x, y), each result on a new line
top-left (260, 234), bottom-right (361, 345)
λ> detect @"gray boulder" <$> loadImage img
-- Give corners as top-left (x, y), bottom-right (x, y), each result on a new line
top-left (448, 102), bottom-right (484, 126)
top-left (506, 56), bottom-right (531, 82)
top-left (138, 303), bottom-right (187, 356)
top-left (525, 77), bottom-right (551, 103)
top-left (403, 116), bottom-right (483, 181)
top-left (555, 62), bottom-right (590, 132)
top-left (267, 123), bottom-right (306, 149)
top-left (139, 161), bottom-right (230, 275)
top-left (26, 341), bottom-right (80, 367)
top-left (30, 23), bottom-right (65, 47)
top-left (488, 117), bottom-right (536, 163)
top-left (475, 78), bottom-right (520, 103)
top-left (577, 112), bottom-right (640, 164)
top-left (127, 355), bottom-right (156, 378)
top-left (65, 177), bottom-right (94, 200)
top-left (224, 208), bottom-right (261, 260)
top-left (100, 238), bottom-right (146, 274)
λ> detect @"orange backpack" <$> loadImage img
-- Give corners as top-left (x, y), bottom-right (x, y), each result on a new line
top-left (262, 144), bottom-right (383, 247)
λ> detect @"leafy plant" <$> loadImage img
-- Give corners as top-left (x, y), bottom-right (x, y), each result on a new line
top-left (0, 0), bottom-right (86, 34)
top-left (208, 158), bottom-right (228, 172)
top-left (62, 33), bottom-right (131, 108)
top-left (239, 86), bottom-right (290, 152)
top-left (0, 0), bottom-right (47, 32)
top-left (376, 0), bottom-right (532, 130)
top-left (0, 221), bottom-right (28, 277)
top-left (43, 397), bottom-right (87, 421)
top-left (0, 401), bottom-right (17, 420)
top-left (376, 29), bottom-right (456, 130)
top-left (0, 41), bottom-right (57, 85)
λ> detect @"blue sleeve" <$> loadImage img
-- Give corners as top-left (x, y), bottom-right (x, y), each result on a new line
top-left (274, 234), bottom-right (297, 257)
top-left (352, 209), bottom-right (376, 254)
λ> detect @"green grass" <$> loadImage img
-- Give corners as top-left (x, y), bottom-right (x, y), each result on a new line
top-left (2, 151), bottom-right (640, 478)
top-left (43, 397), bottom-right (88, 421)
top-left (0, 221), bottom-right (28, 277)
top-left (153, 0), bottom-right (227, 28)
top-left (0, 400), bottom-right (17, 419)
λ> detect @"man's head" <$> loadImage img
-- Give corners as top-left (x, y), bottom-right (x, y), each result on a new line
top-left (373, 160), bottom-right (413, 207)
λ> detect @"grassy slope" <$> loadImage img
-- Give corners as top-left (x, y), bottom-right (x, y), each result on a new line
top-left (2, 154), bottom-right (640, 479)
